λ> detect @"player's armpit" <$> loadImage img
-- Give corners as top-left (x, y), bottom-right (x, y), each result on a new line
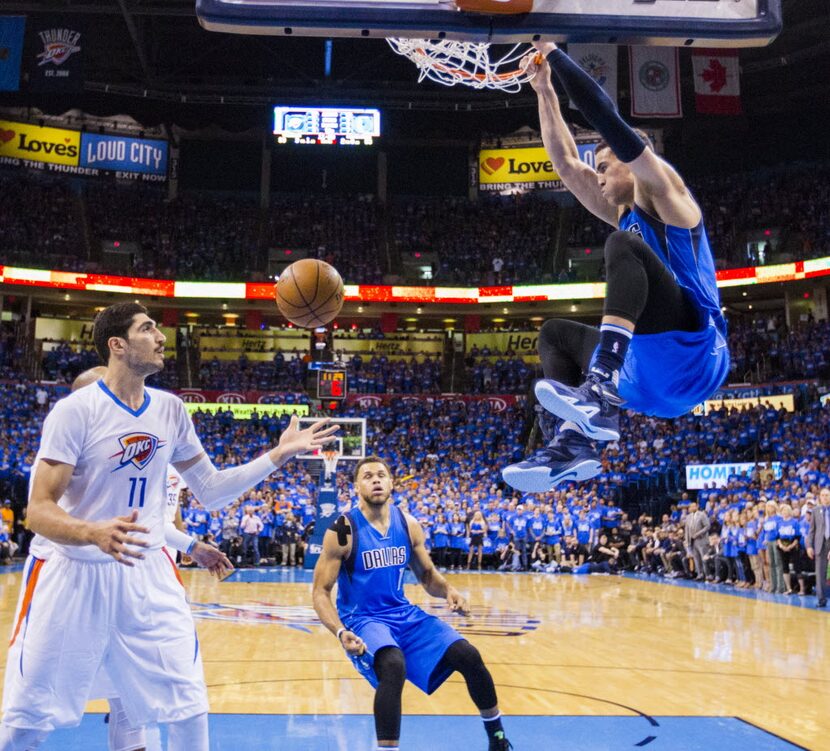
top-left (172, 451), bottom-right (206, 473)
top-left (405, 515), bottom-right (449, 597)
top-left (628, 149), bottom-right (701, 229)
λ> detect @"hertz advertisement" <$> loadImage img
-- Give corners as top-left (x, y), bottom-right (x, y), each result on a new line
top-left (478, 143), bottom-right (598, 193)
top-left (0, 118), bottom-right (167, 181)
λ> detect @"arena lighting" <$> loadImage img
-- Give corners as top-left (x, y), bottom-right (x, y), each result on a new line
top-left (2, 254), bottom-right (830, 304)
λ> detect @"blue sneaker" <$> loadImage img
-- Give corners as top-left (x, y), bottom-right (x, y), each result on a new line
top-left (501, 429), bottom-right (601, 493)
top-left (535, 374), bottom-right (622, 442)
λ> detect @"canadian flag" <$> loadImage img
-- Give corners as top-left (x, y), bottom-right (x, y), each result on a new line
top-left (692, 48), bottom-right (742, 115)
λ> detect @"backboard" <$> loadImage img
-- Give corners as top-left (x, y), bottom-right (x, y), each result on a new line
top-left (197, 0), bottom-right (782, 48)
top-left (296, 416), bottom-right (366, 462)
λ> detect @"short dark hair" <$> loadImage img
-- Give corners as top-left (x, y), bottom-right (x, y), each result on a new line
top-left (353, 455), bottom-right (393, 483)
top-left (595, 129), bottom-right (650, 159)
top-left (93, 302), bottom-right (148, 364)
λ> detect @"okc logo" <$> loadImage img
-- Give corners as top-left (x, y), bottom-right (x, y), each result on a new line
top-left (36, 28), bottom-right (82, 66)
top-left (111, 432), bottom-right (165, 472)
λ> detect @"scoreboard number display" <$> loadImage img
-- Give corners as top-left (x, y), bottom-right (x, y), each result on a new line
top-left (317, 368), bottom-right (348, 400)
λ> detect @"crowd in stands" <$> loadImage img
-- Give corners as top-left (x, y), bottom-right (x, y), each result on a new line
top-left (266, 193), bottom-right (384, 284)
top-left (85, 183), bottom-right (261, 280)
top-left (0, 173), bottom-right (85, 273)
top-left (199, 353), bottom-right (307, 392)
top-left (727, 316), bottom-right (830, 383)
top-left (347, 354), bottom-right (442, 394)
top-left (391, 193), bottom-right (555, 285)
top-left (6, 162), bottom-right (825, 286)
top-left (567, 163), bottom-right (830, 269)
top-left (465, 347), bottom-right (536, 395)
top-left (1, 364), bottom-right (827, 601)
top-left (30, 315), bottom-right (830, 395)
top-left (0, 324), bottom-right (26, 382)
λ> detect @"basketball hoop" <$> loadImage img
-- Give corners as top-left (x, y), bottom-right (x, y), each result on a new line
top-left (386, 39), bottom-right (539, 93)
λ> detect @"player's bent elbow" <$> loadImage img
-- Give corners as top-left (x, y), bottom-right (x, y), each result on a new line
top-left (26, 499), bottom-right (49, 536)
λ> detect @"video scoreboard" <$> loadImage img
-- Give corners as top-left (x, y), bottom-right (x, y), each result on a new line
top-left (273, 106), bottom-right (381, 146)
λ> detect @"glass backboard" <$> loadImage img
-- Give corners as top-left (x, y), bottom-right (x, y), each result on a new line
top-left (197, 0), bottom-right (782, 47)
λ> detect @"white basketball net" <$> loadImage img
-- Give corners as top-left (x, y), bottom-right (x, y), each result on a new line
top-left (386, 39), bottom-right (536, 93)
top-left (322, 449), bottom-right (340, 481)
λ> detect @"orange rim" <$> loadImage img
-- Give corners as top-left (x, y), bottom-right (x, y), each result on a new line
top-left (414, 48), bottom-right (542, 83)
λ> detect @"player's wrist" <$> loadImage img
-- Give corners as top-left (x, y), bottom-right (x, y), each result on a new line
top-left (268, 446), bottom-right (288, 468)
top-left (82, 519), bottom-right (100, 546)
top-left (336, 627), bottom-right (348, 643)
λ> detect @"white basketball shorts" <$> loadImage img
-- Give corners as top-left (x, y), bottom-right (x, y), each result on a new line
top-left (2, 549), bottom-right (208, 731)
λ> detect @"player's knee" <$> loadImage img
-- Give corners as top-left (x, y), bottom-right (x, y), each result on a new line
top-left (539, 318), bottom-right (574, 350)
top-left (374, 647), bottom-right (406, 687)
top-left (604, 230), bottom-right (642, 267)
top-left (444, 639), bottom-right (483, 672)
top-left (0, 725), bottom-right (49, 751)
top-left (166, 712), bottom-right (208, 751)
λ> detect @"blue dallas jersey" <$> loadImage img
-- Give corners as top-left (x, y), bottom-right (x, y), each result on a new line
top-left (617, 205), bottom-right (730, 418)
top-left (337, 505), bottom-right (411, 618)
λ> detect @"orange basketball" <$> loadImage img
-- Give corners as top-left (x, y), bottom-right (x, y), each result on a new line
top-left (275, 259), bottom-right (345, 328)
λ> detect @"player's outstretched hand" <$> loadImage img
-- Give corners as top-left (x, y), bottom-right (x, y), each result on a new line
top-left (191, 540), bottom-right (234, 578)
top-left (446, 588), bottom-right (470, 616)
top-left (339, 629), bottom-right (366, 656)
top-left (89, 510), bottom-right (150, 566)
top-left (277, 415), bottom-right (341, 459)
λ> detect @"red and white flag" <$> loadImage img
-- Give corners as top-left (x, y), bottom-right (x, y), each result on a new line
top-left (567, 44), bottom-right (618, 109)
top-left (629, 46), bottom-right (682, 119)
top-left (692, 48), bottom-right (742, 115)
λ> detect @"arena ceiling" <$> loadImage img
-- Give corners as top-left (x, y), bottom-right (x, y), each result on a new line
top-left (1, 0), bottom-right (829, 137)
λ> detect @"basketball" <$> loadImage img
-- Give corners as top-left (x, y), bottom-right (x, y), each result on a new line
top-left (275, 259), bottom-right (345, 328)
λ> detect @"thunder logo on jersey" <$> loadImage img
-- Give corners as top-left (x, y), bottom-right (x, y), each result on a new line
top-left (362, 546), bottom-right (407, 570)
top-left (110, 432), bottom-right (165, 471)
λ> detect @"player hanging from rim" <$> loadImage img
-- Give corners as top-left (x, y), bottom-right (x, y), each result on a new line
top-left (0, 301), bottom-right (338, 751)
top-left (502, 42), bottom-right (729, 493)
top-left (312, 457), bottom-right (512, 751)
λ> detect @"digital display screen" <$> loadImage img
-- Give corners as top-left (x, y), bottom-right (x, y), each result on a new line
top-left (317, 369), bottom-right (347, 399)
top-left (273, 106), bottom-right (380, 145)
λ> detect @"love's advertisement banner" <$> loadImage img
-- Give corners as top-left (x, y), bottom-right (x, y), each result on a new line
top-left (0, 118), bottom-right (79, 166)
top-left (0, 118), bottom-right (168, 181)
top-left (478, 143), bottom-right (598, 192)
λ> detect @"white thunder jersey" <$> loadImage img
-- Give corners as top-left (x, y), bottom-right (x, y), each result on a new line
top-left (166, 465), bottom-right (186, 524)
top-left (37, 380), bottom-right (204, 561)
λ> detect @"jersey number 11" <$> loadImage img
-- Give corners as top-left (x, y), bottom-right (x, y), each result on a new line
top-left (128, 477), bottom-right (147, 508)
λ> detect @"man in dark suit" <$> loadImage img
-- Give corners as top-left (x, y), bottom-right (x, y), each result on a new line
top-left (806, 488), bottom-right (830, 607)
